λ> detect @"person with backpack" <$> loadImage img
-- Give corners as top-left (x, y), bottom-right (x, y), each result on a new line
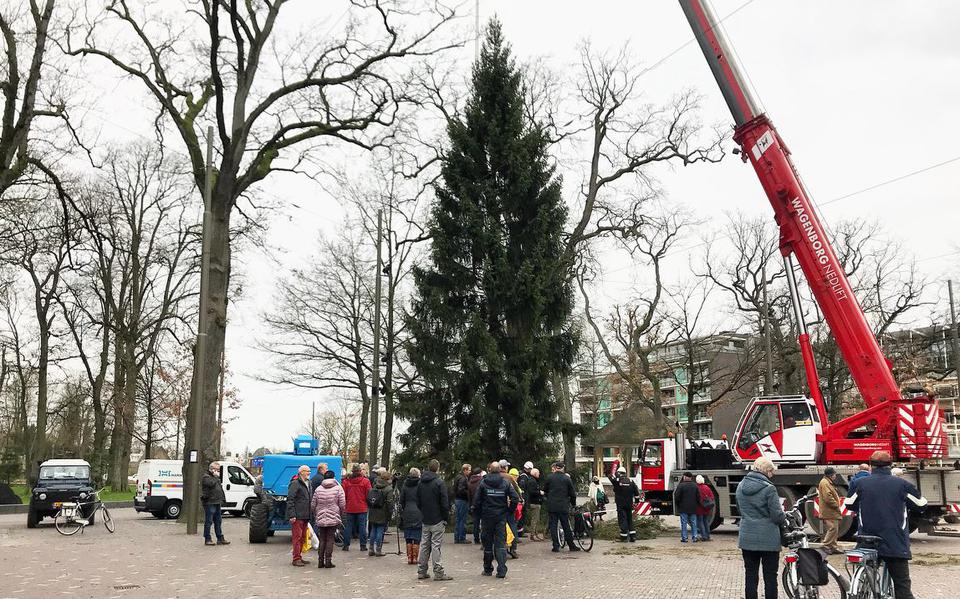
top-left (341, 464), bottom-right (372, 552)
top-left (695, 474), bottom-right (716, 541)
top-left (674, 471), bottom-right (702, 543)
top-left (398, 467), bottom-right (423, 565)
top-left (588, 476), bottom-right (609, 518)
top-left (453, 463), bottom-right (472, 544)
top-left (473, 462), bottom-right (519, 578)
top-left (367, 469), bottom-right (394, 557)
top-left (522, 467), bottom-right (544, 541)
top-left (608, 466), bottom-right (641, 542)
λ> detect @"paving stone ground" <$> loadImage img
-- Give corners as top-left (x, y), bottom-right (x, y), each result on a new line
top-left (0, 509), bottom-right (957, 598)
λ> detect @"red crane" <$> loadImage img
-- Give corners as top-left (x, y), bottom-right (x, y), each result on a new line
top-left (679, 0), bottom-right (947, 463)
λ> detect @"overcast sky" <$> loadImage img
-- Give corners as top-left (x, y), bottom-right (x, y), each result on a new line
top-left (78, 1), bottom-right (960, 453)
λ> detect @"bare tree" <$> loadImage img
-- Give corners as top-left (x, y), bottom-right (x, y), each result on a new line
top-left (0, 0), bottom-right (69, 196)
top-left (64, 1), bottom-right (460, 489)
top-left (0, 193), bottom-right (74, 472)
top-left (261, 228), bottom-right (376, 458)
top-left (577, 210), bottom-right (692, 436)
top-left (664, 278), bottom-right (761, 437)
top-left (699, 214), bottom-right (801, 395)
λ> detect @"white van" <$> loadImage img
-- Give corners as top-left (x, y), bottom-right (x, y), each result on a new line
top-left (134, 459), bottom-right (257, 519)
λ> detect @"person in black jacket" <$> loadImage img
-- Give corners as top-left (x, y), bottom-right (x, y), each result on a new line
top-left (674, 471), bottom-right (702, 543)
top-left (200, 462), bottom-right (228, 546)
top-left (286, 465), bottom-right (313, 566)
top-left (516, 461), bottom-right (533, 535)
top-left (453, 463), bottom-right (471, 544)
top-left (609, 466), bottom-right (641, 542)
top-left (474, 462), bottom-right (520, 578)
top-left (415, 459), bottom-right (452, 581)
top-left (398, 468), bottom-right (423, 565)
top-left (845, 451), bottom-right (927, 599)
top-left (310, 462), bottom-right (328, 494)
top-left (541, 461), bottom-right (580, 553)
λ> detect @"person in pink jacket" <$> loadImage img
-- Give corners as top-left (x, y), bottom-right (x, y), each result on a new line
top-left (311, 470), bottom-right (346, 568)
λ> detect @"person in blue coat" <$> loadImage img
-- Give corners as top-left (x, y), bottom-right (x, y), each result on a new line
top-left (844, 451), bottom-right (927, 599)
top-left (735, 457), bottom-right (786, 599)
top-left (846, 463), bottom-right (870, 496)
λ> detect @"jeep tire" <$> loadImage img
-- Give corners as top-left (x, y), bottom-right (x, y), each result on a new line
top-left (249, 502), bottom-right (270, 543)
top-left (26, 507), bottom-right (39, 529)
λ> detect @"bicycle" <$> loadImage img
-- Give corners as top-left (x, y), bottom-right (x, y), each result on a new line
top-left (55, 488), bottom-right (115, 536)
top-left (845, 534), bottom-right (893, 599)
top-left (554, 505), bottom-right (594, 552)
top-left (781, 491), bottom-right (848, 598)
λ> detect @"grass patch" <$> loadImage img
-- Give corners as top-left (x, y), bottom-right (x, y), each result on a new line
top-left (10, 484), bottom-right (134, 504)
top-left (593, 516), bottom-right (668, 541)
top-left (912, 553), bottom-right (960, 567)
top-left (604, 544), bottom-right (654, 556)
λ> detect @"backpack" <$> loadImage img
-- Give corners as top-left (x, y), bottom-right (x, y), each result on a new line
top-left (367, 487), bottom-right (386, 509)
top-left (700, 488), bottom-right (715, 510)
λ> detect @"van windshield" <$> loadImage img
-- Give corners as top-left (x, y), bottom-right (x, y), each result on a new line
top-left (39, 465), bottom-right (90, 480)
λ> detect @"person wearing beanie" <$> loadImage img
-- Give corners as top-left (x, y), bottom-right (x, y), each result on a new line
top-left (695, 474), bottom-right (716, 541)
top-left (608, 465), bottom-right (640, 542)
top-left (311, 469), bottom-right (345, 569)
top-left (367, 469), bottom-right (395, 557)
top-left (817, 466), bottom-right (842, 554)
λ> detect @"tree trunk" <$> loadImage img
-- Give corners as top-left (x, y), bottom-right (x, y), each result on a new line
top-left (30, 312), bottom-right (50, 466)
top-left (380, 294), bottom-right (396, 468)
top-left (358, 389), bottom-right (370, 464)
top-left (552, 373), bottom-right (576, 471)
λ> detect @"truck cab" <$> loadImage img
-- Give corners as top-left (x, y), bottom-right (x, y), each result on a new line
top-left (732, 396), bottom-right (822, 464)
top-left (28, 459), bottom-right (94, 528)
top-left (135, 459), bottom-right (257, 519)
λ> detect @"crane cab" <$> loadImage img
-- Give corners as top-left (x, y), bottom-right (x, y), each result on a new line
top-left (732, 396), bottom-right (823, 465)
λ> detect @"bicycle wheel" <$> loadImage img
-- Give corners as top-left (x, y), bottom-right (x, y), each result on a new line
top-left (781, 562), bottom-right (800, 599)
top-left (575, 516), bottom-right (594, 552)
top-left (102, 507), bottom-right (115, 533)
top-left (555, 521), bottom-right (566, 548)
top-left (848, 566), bottom-right (876, 599)
top-left (54, 510), bottom-right (83, 536)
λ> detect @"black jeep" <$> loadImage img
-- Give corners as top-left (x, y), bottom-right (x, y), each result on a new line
top-left (28, 460), bottom-right (94, 528)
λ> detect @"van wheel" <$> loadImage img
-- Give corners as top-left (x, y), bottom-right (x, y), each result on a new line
top-left (26, 507), bottom-right (39, 529)
top-left (249, 502), bottom-right (270, 543)
top-left (164, 500), bottom-right (182, 520)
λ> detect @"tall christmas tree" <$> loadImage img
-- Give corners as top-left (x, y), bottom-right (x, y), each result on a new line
top-left (400, 20), bottom-right (576, 466)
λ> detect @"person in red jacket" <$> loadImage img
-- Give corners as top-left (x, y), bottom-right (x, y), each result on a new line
top-left (341, 464), bottom-right (372, 551)
top-left (695, 474), bottom-right (715, 542)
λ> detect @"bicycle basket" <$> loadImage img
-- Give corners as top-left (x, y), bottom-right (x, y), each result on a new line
top-left (797, 548), bottom-right (829, 586)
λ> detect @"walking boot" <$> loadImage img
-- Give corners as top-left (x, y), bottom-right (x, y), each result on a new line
top-left (411, 543), bottom-right (420, 565)
top-left (375, 544), bottom-right (385, 557)
top-left (368, 547), bottom-right (375, 556)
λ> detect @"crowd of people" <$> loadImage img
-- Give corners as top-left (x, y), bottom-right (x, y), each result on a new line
top-left (199, 449), bottom-right (926, 597)
top-left (274, 457), bottom-right (582, 579)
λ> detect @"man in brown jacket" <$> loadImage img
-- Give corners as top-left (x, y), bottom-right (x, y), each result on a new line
top-left (817, 467), bottom-right (842, 554)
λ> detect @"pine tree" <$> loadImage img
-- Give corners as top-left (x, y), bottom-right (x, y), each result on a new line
top-left (399, 20), bottom-right (576, 467)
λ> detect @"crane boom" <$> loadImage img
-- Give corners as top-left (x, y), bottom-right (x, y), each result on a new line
top-left (679, 0), bottom-right (947, 461)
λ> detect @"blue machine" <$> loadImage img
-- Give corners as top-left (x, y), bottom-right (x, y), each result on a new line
top-left (248, 435), bottom-right (343, 543)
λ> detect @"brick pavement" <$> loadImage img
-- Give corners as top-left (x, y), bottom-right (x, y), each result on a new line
top-left (0, 510), bottom-right (957, 598)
